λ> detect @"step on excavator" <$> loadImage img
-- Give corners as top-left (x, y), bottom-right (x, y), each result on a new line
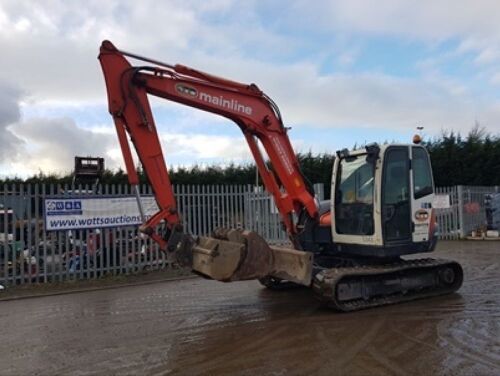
top-left (98, 41), bottom-right (463, 311)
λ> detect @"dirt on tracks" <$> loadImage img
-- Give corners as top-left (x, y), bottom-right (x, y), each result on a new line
top-left (0, 240), bottom-right (499, 375)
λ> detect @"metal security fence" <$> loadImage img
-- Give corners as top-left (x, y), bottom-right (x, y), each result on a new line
top-left (0, 183), bottom-right (324, 286)
top-left (2, 182), bottom-right (496, 286)
top-left (458, 185), bottom-right (500, 237)
top-left (435, 186), bottom-right (461, 240)
top-left (434, 185), bottom-right (500, 239)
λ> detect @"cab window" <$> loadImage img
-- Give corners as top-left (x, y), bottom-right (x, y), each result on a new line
top-left (335, 155), bottom-right (374, 235)
top-left (412, 147), bottom-right (433, 199)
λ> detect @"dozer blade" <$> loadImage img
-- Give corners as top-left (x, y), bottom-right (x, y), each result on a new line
top-left (190, 228), bottom-right (312, 286)
top-left (313, 258), bottom-right (463, 312)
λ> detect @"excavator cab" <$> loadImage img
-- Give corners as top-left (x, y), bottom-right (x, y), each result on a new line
top-left (331, 143), bottom-right (437, 257)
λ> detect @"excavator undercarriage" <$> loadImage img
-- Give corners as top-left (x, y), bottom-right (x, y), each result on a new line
top-left (313, 258), bottom-right (463, 311)
top-left (171, 227), bottom-right (463, 311)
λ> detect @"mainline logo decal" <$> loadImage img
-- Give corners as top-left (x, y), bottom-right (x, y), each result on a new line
top-left (176, 84), bottom-right (253, 115)
top-left (175, 84), bottom-right (197, 97)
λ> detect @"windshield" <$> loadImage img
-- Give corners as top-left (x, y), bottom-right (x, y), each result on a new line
top-left (335, 154), bottom-right (375, 235)
top-left (412, 147), bottom-right (433, 199)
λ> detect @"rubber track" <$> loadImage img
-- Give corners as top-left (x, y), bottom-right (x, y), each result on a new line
top-left (312, 258), bottom-right (463, 312)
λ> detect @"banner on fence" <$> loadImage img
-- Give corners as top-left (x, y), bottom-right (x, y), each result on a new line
top-left (44, 196), bottom-right (158, 230)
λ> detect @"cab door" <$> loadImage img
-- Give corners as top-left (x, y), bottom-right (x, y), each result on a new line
top-left (332, 151), bottom-right (382, 248)
top-left (381, 147), bottom-right (412, 244)
top-left (410, 146), bottom-right (435, 243)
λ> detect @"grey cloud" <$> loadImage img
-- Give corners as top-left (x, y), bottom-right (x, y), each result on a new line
top-left (198, 58), bottom-right (500, 134)
top-left (12, 117), bottom-right (117, 174)
top-left (292, 1), bottom-right (500, 42)
top-left (0, 78), bottom-right (122, 176)
top-left (0, 0), bottom-right (499, 178)
top-left (0, 0), bottom-right (210, 102)
top-left (0, 80), bottom-right (24, 163)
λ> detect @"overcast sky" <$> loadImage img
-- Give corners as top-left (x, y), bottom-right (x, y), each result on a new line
top-left (1, 0), bottom-right (499, 177)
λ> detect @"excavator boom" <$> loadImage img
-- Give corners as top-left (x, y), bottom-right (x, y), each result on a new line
top-left (98, 40), bottom-right (315, 285)
top-left (99, 40), bottom-right (317, 248)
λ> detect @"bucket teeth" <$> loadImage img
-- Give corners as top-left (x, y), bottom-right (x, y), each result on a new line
top-left (175, 234), bottom-right (195, 267)
top-left (212, 227), bottom-right (246, 243)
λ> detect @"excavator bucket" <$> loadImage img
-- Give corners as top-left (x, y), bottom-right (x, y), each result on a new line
top-left (190, 228), bottom-right (312, 286)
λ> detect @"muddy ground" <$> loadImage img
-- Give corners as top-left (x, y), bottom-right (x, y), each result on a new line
top-left (0, 267), bottom-right (192, 300)
top-left (0, 240), bottom-right (499, 375)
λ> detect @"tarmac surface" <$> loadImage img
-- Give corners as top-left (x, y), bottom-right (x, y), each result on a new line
top-left (0, 240), bottom-right (499, 375)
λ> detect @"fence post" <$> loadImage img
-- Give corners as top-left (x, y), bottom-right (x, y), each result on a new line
top-left (457, 185), bottom-right (465, 239)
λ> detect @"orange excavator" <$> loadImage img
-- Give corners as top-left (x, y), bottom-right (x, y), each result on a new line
top-left (98, 41), bottom-right (462, 311)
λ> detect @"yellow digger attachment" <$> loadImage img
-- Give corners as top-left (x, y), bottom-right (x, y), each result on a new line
top-left (190, 228), bottom-right (312, 286)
